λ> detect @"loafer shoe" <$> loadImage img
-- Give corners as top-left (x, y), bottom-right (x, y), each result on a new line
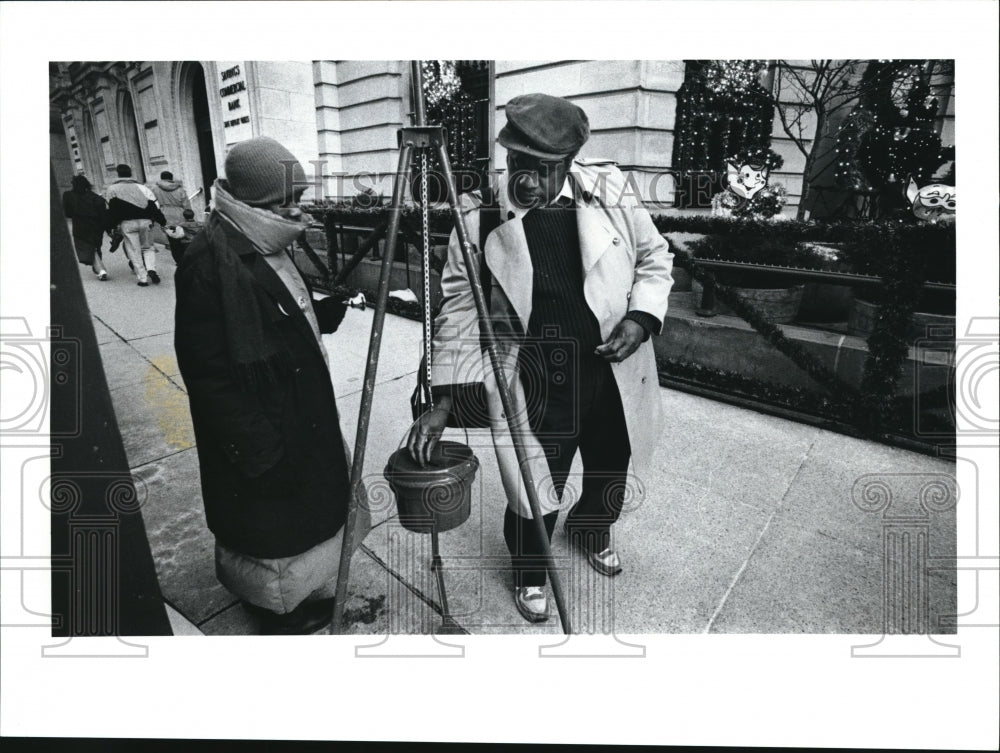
top-left (514, 586), bottom-right (549, 623)
top-left (586, 547), bottom-right (622, 577)
top-left (148, 270), bottom-right (161, 284)
top-left (137, 280), bottom-right (149, 287)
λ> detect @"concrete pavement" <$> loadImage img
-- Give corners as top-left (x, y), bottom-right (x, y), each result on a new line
top-left (77, 236), bottom-right (958, 636)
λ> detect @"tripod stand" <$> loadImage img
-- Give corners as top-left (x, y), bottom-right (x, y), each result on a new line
top-left (327, 60), bottom-right (571, 635)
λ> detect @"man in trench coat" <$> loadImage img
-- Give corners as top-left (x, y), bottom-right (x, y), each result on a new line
top-left (408, 93), bottom-right (674, 623)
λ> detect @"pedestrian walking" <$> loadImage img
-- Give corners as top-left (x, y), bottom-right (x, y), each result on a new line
top-left (150, 170), bottom-right (193, 245)
top-left (165, 208), bottom-right (203, 265)
top-left (62, 174), bottom-right (109, 280)
top-left (105, 163), bottom-right (166, 286)
top-left (174, 136), bottom-right (369, 635)
top-left (407, 93), bottom-right (674, 623)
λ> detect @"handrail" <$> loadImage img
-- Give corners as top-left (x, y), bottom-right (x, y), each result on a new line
top-left (690, 257), bottom-right (956, 291)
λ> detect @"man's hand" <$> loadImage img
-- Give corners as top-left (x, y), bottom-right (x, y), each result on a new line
top-left (594, 319), bottom-right (646, 363)
top-left (406, 397), bottom-right (453, 467)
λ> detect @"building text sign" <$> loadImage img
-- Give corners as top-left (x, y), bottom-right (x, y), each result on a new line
top-left (218, 62), bottom-right (253, 144)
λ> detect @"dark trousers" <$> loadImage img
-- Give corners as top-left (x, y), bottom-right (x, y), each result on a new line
top-left (505, 360), bottom-right (631, 588)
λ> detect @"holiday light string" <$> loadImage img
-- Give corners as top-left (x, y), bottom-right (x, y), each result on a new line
top-left (833, 59), bottom-right (953, 201)
top-left (672, 60), bottom-right (774, 175)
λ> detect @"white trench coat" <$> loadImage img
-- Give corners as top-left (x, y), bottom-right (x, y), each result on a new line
top-left (430, 160), bottom-right (674, 517)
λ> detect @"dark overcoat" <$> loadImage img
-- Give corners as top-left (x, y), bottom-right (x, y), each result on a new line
top-left (62, 189), bottom-right (108, 264)
top-left (174, 220), bottom-right (354, 559)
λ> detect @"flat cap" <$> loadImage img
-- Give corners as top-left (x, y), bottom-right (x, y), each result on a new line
top-left (498, 93), bottom-right (590, 160)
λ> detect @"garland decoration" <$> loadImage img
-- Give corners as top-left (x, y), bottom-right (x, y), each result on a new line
top-left (689, 263), bottom-right (856, 399)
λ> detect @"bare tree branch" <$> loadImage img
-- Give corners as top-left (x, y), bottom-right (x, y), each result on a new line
top-left (773, 63), bottom-right (810, 158)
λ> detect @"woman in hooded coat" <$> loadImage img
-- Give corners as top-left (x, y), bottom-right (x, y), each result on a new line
top-left (62, 174), bottom-right (109, 280)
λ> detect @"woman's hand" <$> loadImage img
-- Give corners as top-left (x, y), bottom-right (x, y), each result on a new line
top-left (406, 396), bottom-right (453, 467)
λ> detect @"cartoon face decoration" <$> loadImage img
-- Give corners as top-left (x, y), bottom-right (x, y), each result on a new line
top-left (727, 161), bottom-right (770, 200)
top-left (907, 179), bottom-right (956, 223)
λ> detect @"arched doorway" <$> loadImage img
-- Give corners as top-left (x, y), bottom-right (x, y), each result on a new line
top-left (178, 62), bottom-right (218, 211)
top-left (120, 91), bottom-right (146, 182)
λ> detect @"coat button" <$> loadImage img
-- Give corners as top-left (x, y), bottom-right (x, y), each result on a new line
top-left (612, 237), bottom-right (621, 245)
top-left (311, 423), bottom-right (319, 430)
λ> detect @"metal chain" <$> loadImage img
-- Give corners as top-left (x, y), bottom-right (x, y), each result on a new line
top-left (420, 150), bottom-right (433, 409)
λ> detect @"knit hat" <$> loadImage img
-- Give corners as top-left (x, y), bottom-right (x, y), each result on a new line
top-left (498, 93), bottom-right (590, 160)
top-left (223, 136), bottom-right (307, 207)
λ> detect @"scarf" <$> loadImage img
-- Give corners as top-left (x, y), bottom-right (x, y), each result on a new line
top-left (207, 180), bottom-right (308, 390)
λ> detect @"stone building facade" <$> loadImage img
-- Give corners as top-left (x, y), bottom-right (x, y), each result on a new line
top-left (51, 60), bottom-right (955, 217)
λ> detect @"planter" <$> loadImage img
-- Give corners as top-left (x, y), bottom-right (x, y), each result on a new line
top-left (694, 280), bottom-right (804, 324)
top-left (848, 297), bottom-right (955, 350)
top-left (796, 282), bottom-right (854, 323)
top-left (729, 284), bottom-right (805, 324)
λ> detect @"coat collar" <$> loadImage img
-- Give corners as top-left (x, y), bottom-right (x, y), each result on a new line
top-left (219, 221), bottom-right (327, 364)
top-left (501, 175), bottom-right (576, 223)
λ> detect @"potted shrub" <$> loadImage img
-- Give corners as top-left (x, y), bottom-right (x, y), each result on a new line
top-left (688, 232), bottom-right (810, 324)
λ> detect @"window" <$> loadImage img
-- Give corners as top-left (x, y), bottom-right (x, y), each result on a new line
top-left (417, 60), bottom-right (494, 199)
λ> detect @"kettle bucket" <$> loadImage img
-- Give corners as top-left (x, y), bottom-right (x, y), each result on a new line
top-left (384, 441), bottom-right (479, 533)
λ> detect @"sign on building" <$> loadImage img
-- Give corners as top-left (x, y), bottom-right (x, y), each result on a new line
top-left (64, 117), bottom-right (83, 171)
top-left (218, 62), bottom-right (253, 145)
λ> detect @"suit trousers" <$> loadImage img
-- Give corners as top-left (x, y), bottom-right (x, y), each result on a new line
top-left (505, 358), bottom-right (631, 588)
top-left (119, 219), bottom-right (157, 282)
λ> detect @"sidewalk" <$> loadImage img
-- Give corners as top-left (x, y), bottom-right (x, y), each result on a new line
top-left (79, 239), bottom-right (958, 636)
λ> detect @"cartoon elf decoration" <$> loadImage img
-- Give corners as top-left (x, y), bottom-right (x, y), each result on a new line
top-left (712, 147), bottom-right (787, 218)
